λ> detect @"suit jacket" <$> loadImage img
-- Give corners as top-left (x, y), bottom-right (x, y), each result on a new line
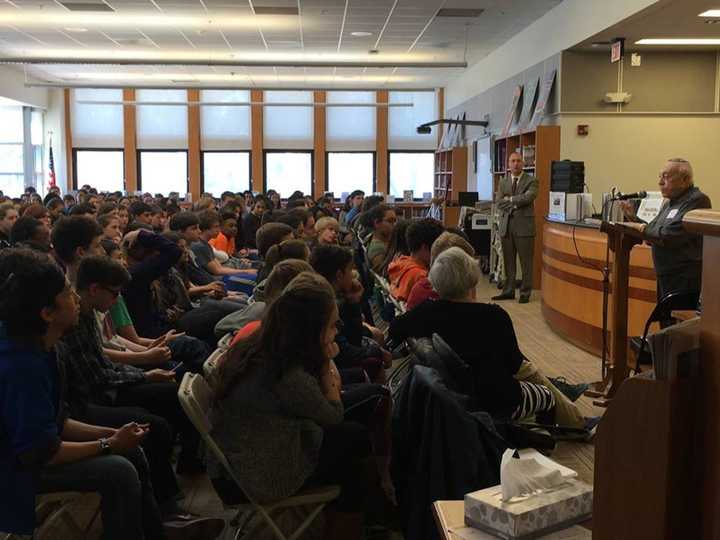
top-left (496, 172), bottom-right (538, 237)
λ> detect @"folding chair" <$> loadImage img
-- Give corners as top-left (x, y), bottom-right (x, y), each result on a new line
top-left (630, 289), bottom-right (700, 374)
top-left (178, 373), bottom-right (340, 540)
top-left (2, 492), bottom-right (90, 540)
top-left (203, 347), bottom-right (227, 389)
top-left (217, 332), bottom-right (235, 351)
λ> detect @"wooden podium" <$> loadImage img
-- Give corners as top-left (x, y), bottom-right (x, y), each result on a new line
top-left (593, 210), bottom-right (720, 539)
top-left (587, 221), bottom-right (645, 403)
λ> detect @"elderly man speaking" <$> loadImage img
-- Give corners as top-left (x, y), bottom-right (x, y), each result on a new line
top-left (621, 158), bottom-right (711, 300)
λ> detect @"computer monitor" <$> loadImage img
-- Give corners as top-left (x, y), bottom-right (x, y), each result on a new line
top-left (458, 191), bottom-right (479, 207)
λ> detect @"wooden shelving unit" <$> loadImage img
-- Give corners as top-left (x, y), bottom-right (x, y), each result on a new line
top-left (491, 125), bottom-right (560, 289)
top-left (434, 146), bottom-right (468, 226)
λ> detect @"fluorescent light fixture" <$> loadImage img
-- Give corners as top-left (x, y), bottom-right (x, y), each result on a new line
top-left (63, 27), bottom-right (88, 32)
top-left (698, 9), bottom-right (720, 16)
top-left (351, 31), bottom-right (373, 37)
top-left (0, 12), bottom-right (292, 30)
top-left (60, 71), bottom-right (415, 84)
top-left (636, 38), bottom-right (720, 45)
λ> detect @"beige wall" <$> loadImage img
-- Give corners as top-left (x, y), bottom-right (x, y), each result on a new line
top-left (559, 114), bottom-right (720, 206)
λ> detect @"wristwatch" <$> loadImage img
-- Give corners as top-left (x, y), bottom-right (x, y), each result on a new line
top-left (98, 438), bottom-right (112, 456)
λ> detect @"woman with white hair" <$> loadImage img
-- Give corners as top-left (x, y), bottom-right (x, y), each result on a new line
top-left (389, 247), bottom-right (556, 422)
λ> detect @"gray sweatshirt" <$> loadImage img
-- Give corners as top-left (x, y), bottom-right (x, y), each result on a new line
top-left (208, 366), bottom-right (343, 502)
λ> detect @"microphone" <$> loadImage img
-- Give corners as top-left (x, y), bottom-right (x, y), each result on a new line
top-left (613, 190), bottom-right (647, 201)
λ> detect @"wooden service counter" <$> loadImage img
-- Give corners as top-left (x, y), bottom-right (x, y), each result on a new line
top-left (541, 217), bottom-right (657, 357)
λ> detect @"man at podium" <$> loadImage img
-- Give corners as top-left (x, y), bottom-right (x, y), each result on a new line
top-left (621, 158), bottom-right (711, 299)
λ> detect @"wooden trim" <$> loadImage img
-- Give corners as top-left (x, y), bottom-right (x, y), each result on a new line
top-left (376, 90), bottom-right (389, 194)
top-left (187, 89), bottom-right (201, 200)
top-left (251, 89), bottom-right (264, 193)
top-left (437, 88), bottom-right (444, 147)
top-left (63, 89), bottom-right (73, 190)
top-left (541, 299), bottom-right (605, 356)
top-left (531, 125), bottom-right (560, 289)
top-left (122, 88), bottom-right (137, 193)
top-left (313, 90), bottom-right (326, 199)
top-left (542, 260), bottom-right (657, 303)
top-left (543, 245), bottom-right (657, 281)
top-left (683, 209), bottom-right (720, 237)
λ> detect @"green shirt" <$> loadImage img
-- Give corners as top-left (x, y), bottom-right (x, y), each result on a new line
top-left (367, 238), bottom-right (388, 272)
top-left (109, 295), bottom-right (133, 330)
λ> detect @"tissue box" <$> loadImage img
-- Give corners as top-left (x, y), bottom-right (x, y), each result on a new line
top-left (464, 479), bottom-right (592, 539)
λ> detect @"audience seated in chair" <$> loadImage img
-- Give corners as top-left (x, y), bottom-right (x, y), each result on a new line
top-left (0, 248), bottom-right (223, 539)
top-left (363, 204), bottom-right (397, 273)
top-left (388, 218), bottom-right (444, 302)
top-left (212, 272), bottom-right (372, 540)
top-left (256, 238), bottom-right (309, 282)
top-left (313, 216), bottom-right (340, 247)
top-left (406, 231), bottom-right (476, 311)
top-left (311, 244), bottom-right (392, 384)
top-left (59, 255), bottom-right (206, 478)
top-left (390, 247), bottom-right (589, 429)
top-left (193, 210), bottom-right (257, 280)
top-left (214, 259), bottom-right (314, 341)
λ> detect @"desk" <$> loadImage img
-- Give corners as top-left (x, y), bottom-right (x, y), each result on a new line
top-left (433, 500), bottom-right (592, 539)
top-left (541, 218), bottom-right (657, 357)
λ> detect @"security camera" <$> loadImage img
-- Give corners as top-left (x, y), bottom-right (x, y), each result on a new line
top-left (416, 125), bottom-right (432, 134)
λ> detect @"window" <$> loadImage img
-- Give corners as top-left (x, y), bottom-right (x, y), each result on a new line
top-left (265, 151), bottom-right (312, 196)
top-left (327, 152), bottom-right (374, 197)
top-left (389, 91), bottom-right (438, 150)
top-left (136, 89), bottom-right (188, 149)
top-left (389, 152), bottom-right (435, 199)
top-left (139, 151), bottom-right (188, 195)
top-left (31, 110), bottom-right (44, 190)
top-left (200, 90), bottom-right (251, 150)
top-left (71, 89), bottom-right (124, 148)
top-left (0, 107), bottom-right (25, 196)
top-left (75, 150), bottom-right (125, 193)
top-left (264, 91), bottom-right (313, 149)
top-left (202, 151), bottom-right (250, 196)
top-left (326, 91), bottom-right (375, 151)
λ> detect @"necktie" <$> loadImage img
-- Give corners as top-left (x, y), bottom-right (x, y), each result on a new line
top-left (512, 177), bottom-right (519, 195)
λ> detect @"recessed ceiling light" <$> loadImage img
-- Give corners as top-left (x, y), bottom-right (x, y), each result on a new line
top-left (698, 10), bottom-right (720, 17)
top-left (636, 38), bottom-right (720, 45)
top-left (64, 27), bottom-right (87, 32)
top-left (351, 31), bottom-right (372, 37)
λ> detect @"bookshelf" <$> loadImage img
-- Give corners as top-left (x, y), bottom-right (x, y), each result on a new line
top-left (434, 146), bottom-right (468, 226)
top-left (491, 125), bottom-right (560, 289)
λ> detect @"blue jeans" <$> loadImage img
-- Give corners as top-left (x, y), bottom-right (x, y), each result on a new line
top-left (37, 448), bottom-right (164, 540)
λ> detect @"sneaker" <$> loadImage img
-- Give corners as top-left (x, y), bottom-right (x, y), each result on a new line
top-left (164, 516), bottom-right (225, 540)
top-left (583, 416), bottom-right (602, 440)
top-left (549, 376), bottom-right (590, 402)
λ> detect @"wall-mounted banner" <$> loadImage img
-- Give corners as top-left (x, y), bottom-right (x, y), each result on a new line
top-left (501, 85), bottom-right (523, 137)
top-left (528, 69), bottom-right (557, 129)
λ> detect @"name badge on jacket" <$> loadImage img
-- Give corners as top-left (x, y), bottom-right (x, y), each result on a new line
top-left (667, 209), bottom-right (679, 219)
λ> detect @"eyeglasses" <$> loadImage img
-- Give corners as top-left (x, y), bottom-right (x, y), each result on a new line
top-left (101, 286), bottom-right (122, 298)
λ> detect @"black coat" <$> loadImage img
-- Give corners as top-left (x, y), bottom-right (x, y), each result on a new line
top-left (392, 366), bottom-right (507, 540)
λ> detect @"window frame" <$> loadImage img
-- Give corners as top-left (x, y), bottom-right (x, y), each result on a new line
top-left (200, 150), bottom-right (252, 195)
top-left (72, 147), bottom-right (126, 191)
top-left (388, 149), bottom-right (436, 201)
top-left (137, 149), bottom-right (189, 195)
top-left (325, 150), bottom-right (376, 198)
top-left (263, 149), bottom-right (314, 195)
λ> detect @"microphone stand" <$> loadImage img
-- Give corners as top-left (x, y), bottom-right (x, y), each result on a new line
top-left (585, 190), bottom-right (616, 397)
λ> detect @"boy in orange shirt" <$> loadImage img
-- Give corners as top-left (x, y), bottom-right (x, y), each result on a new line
top-left (388, 218), bottom-right (444, 302)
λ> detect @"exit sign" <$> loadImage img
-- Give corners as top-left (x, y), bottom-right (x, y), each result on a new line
top-left (611, 40), bottom-right (624, 63)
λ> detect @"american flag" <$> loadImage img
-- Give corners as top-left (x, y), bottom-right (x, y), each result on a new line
top-left (48, 138), bottom-right (56, 189)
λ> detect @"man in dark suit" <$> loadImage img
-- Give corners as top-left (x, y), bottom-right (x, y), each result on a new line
top-left (621, 158), bottom-right (711, 300)
top-left (492, 152), bottom-right (538, 304)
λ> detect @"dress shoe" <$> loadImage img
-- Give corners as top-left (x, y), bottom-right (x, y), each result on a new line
top-left (491, 292), bottom-right (515, 301)
top-left (518, 295), bottom-right (530, 304)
